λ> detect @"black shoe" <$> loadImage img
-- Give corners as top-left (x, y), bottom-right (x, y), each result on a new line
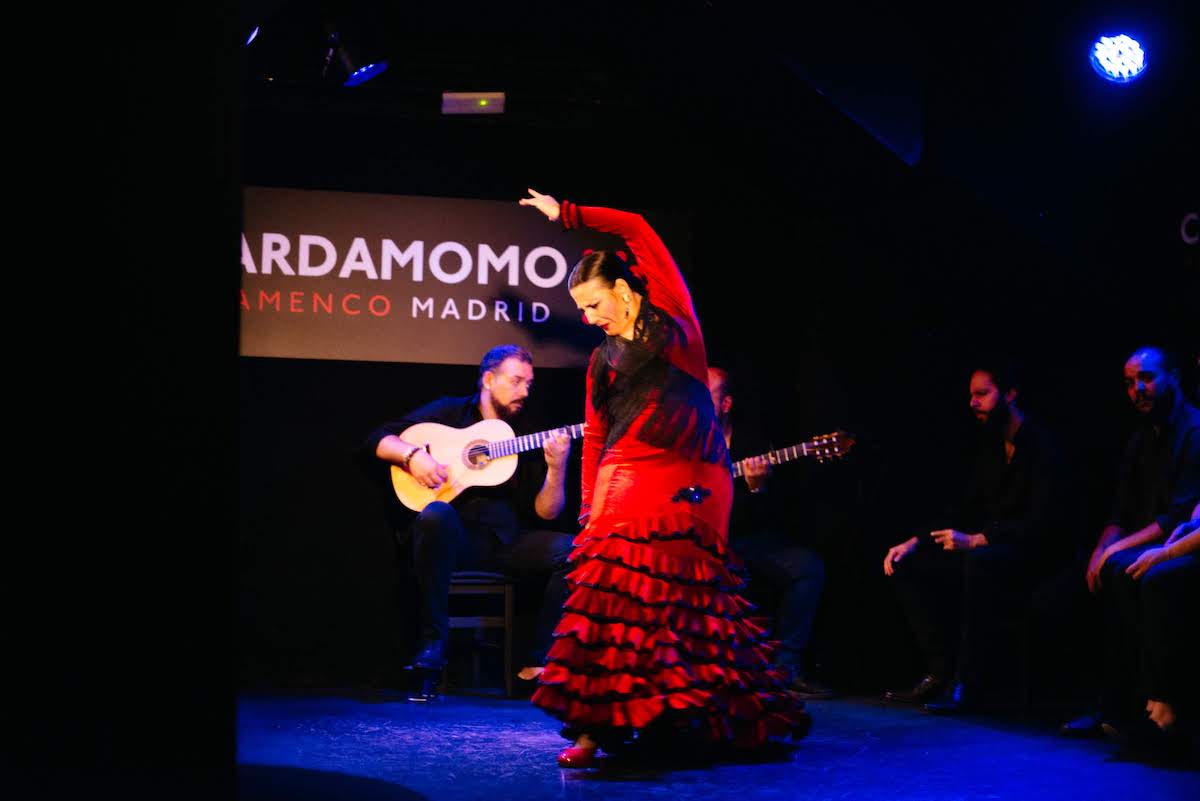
top-left (923, 683), bottom-right (971, 714)
top-left (1060, 712), bottom-right (1105, 739)
top-left (405, 640), bottom-right (447, 671)
top-left (1100, 720), bottom-right (1128, 745)
top-left (407, 672), bottom-right (441, 703)
top-left (883, 674), bottom-right (944, 704)
top-left (1102, 715), bottom-right (1163, 755)
top-left (790, 675), bottom-right (834, 700)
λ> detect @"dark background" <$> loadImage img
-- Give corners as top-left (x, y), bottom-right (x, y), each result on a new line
top-left (236, 0), bottom-right (1198, 693)
top-left (80, 2), bottom-right (1198, 794)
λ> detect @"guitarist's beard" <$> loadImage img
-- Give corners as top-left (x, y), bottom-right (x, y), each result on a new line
top-left (488, 394), bottom-right (525, 421)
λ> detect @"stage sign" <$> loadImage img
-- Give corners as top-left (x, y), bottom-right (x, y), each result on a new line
top-left (240, 187), bottom-right (659, 367)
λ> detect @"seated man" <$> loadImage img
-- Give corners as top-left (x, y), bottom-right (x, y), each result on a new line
top-left (1121, 502), bottom-right (1200, 736)
top-left (708, 366), bottom-right (832, 699)
top-left (1064, 346), bottom-right (1200, 738)
top-left (364, 344), bottom-right (575, 684)
top-left (882, 362), bottom-right (1068, 712)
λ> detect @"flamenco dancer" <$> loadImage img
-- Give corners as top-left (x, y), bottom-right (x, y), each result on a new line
top-left (519, 189), bottom-right (811, 768)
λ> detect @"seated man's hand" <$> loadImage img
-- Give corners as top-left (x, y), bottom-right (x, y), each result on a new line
top-left (1085, 525), bottom-right (1126, 594)
top-left (883, 536), bottom-right (919, 576)
top-left (1125, 546), bottom-right (1171, 580)
top-left (1086, 543), bottom-right (1113, 594)
top-left (930, 529), bottom-right (984, 551)
top-left (1165, 514), bottom-right (1200, 546)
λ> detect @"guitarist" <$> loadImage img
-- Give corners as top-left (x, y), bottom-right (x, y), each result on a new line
top-left (366, 344), bottom-right (574, 681)
top-left (708, 366), bottom-right (834, 700)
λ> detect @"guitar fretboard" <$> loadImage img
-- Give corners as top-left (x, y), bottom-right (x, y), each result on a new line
top-left (731, 442), bottom-right (816, 477)
top-left (485, 423), bottom-right (585, 458)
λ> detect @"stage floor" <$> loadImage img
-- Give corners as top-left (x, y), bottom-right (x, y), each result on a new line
top-left (237, 692), bottom-right (1199, 801)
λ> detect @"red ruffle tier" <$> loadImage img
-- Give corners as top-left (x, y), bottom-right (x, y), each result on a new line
top-left (532, 511), bottom-right (808, 745)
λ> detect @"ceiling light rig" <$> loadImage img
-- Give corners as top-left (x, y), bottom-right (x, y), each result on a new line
top-left (1090, 34), bottom-right (1147, 84)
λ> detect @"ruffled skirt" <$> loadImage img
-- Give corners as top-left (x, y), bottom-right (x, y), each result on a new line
top-left (532, 458), bottom-right (808, 747)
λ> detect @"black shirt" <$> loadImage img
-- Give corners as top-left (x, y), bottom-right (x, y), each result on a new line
top-left (933, 418), bottom-right (1066, 553)
top-left (727, 426), bottom-right (781, 540)
top-left (363, 394), bottom-right (549, 543)
top-left (1108, 397), bottom-right (1200, 537)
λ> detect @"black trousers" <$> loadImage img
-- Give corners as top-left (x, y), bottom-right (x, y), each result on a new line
top-left (1103, 547), bottom-right (1199, 720)
top-left (402, 501), bottom-right (574, 665)
top-left (730, 529), bottom-right (825, 670)
top-left (890, 542), bottom-right (1034, 686)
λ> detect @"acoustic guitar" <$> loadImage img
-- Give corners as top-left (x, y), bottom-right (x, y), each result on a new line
top-left (391, 420), bottom-right (584, 512)
top-left (730, 431), bottom-right (855, 477)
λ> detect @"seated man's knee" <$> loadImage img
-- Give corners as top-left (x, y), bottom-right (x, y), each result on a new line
top-left (1100, 548), bottom-right (1141, 583)
top-left (417, 500), bottom-right (456, 524)
top-left (1140, 555), bottom-right (1197, 594)
top-left (412, 501), bottom-right (462, 543)
top-left (801, 550), bottom-right (826, 589)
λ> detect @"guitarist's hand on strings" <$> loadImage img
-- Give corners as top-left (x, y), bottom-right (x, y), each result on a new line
top-left (543, 428), bottom-right (572, 472)
top-left (743, 456), bottom-right (771, 494)
top-left (409, 449), bottom-right (449, 490)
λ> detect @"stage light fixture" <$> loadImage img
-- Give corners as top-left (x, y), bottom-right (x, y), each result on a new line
top-left (246, 26), bottom-right (260, 46)
top-left (442, 92), bottom-right (506, 115)
top-left (1090, 34), bottom-right (1146, 83)
top-left (321, 30), bottom-right (389, 87)
top-left (344, 62), bottom-right (388, 87)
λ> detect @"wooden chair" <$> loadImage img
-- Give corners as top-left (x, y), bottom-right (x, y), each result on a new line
top-left (445, 571), bottom-right (515, 697)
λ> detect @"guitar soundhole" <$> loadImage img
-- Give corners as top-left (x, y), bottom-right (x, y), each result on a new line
top-left (464, 440), bottom-right (491, 469)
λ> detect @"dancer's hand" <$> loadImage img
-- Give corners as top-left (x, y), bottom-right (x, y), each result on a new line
top-left (519, 188), bottom-right (560, 221)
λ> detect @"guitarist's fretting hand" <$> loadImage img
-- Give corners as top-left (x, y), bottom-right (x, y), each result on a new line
top-left (543, 428), bottom-right (572, 472)
top-left (743, 455), bottom-right (771, 494)
top-left (409, 449), bottom-right (449, 490)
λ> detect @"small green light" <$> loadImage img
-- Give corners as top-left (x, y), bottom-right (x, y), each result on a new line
top-left (479, 99), bottom-right (489, 107)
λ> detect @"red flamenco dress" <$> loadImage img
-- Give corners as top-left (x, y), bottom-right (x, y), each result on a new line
top-left (531, 201), bottom-right (810, 750)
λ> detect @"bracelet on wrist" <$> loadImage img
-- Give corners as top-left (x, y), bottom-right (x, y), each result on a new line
top-left (399, 446), bottom-right (419, 472)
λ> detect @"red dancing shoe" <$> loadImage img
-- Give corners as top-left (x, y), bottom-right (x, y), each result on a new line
top-left (556, 745), bottom-right (597, 768)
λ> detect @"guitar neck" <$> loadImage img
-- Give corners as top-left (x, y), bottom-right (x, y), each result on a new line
top-left (486, 423), bottom-right (585, 458)
top-left (731, 442), bottom-right (817, 477)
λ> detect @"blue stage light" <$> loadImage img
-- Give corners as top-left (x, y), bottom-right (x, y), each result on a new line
top-left (1090, 34), bottom-right (1146, 83)
top-left (246, 26), bottom-right (260, 46)
top-left (344, 61), bottom-right (388, 87)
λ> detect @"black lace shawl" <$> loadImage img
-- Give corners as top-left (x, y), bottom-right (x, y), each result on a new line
top-left (588, 301), bottom-right (727, 465)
